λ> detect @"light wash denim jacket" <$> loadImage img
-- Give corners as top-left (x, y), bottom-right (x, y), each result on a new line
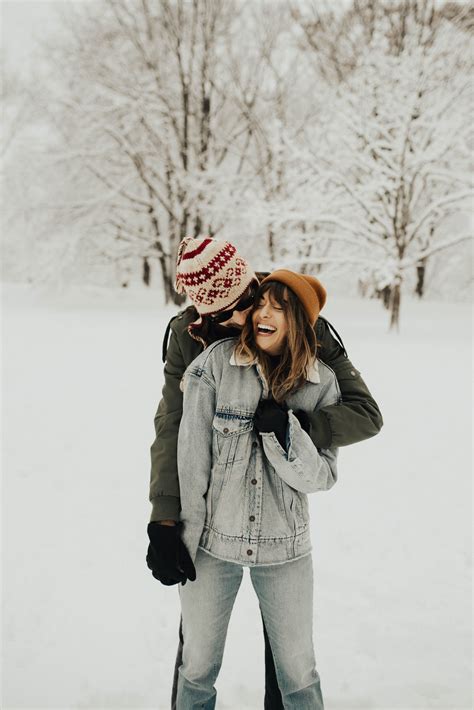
top-left (178, 338), bottom-right (340, 567)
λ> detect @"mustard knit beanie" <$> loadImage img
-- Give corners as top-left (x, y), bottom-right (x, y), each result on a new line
top-left (260, 269), bottom-right (327, 325)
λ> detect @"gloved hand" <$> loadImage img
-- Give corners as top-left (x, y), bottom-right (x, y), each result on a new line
top-left (146, 522), bottom-right (196, 586)
top-left (254, 398), bottom-right (288, 450)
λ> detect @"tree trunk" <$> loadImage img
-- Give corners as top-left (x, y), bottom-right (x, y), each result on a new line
top-left (143, 257), bottom-right (150, 286)
top-left (194, 216), bottom-right (202, 237)
top-left (153, 239), bottom-right (186, 306)
top-left (160, 257), bottom-right (186, 305)
top-left (376, 285), bottom-right (391, 309)
top-left (268, 225), bottom-right (275, 262)
top-left (415, 257), bottom-right (427, 298)
top-left (179, 209), bottom-right (189, 242)
top-left (389, 279), bottom-right (401, 331)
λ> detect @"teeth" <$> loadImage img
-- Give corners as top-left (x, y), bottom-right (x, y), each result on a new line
top-left (257, 324), bottom-right (276, 333)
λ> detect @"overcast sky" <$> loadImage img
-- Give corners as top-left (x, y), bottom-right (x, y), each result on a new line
top-left (2, 1), bottom-right (66, 73)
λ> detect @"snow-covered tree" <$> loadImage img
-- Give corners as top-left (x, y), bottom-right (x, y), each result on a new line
top-left (331, 31), bottom-right (472, 327)
top-left (290, 1), bottom-right (473, 328)
top-left (33, 0), bottom-right (274, 301)
top-left (4, 0), bottom-right (471, 326)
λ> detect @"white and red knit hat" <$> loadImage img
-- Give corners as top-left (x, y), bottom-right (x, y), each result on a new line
top-left (175, 237), bottom-right (256, 316)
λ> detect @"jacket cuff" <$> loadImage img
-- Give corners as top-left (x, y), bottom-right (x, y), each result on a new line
top-left (149, 495), bottom-right (180, 523)
top-left (310, 410), bottom-right (333, 449)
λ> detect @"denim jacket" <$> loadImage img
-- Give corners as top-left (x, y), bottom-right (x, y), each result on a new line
top-left (178, 338), bottom-right (340, 566)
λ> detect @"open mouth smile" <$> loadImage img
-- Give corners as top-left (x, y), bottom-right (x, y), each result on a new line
top-left (256, 324), bottom-right (277, 335)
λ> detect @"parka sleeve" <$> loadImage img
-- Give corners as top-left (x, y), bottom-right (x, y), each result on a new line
top-left (307, 319), bottom-right (383, 449)
top-left (149, 323), bottom-right (186, 522)
top-left (261, 375), bottom-right (339, 494)
top-left (177, 367), bottom-right (216, 563)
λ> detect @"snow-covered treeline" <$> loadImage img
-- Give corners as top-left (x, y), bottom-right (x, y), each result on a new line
top-left (2, 0), bottom-right (473, 328)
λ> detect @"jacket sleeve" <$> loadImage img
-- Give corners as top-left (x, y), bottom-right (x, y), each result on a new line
top-left (261, 375), bottom-right (339, 494)
top-left (308, 319), bottom-right (384, 449)
top-left (149, 323), bottom-right (186, 522)
top-left (177, 368), bottom-right (216, 563)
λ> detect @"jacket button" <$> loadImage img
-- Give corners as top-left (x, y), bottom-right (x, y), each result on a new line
top-left (223, 427), bottom-right (229, 434)
top-left (247, 549), bottom-right (253, 556)
top-left (249, 515), bottom-right (255, 522)
top-left (351, 371), bottom-right (356, 376)
top-left (251, 478), bottom-right (257, 485)
top-left (252, 441), bottom-right (258, 448)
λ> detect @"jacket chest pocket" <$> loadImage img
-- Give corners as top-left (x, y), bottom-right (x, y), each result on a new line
top-left (212, 412), bottom-right (253, 466)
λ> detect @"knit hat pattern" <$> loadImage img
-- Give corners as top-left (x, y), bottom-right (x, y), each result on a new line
top-left (260, 269), bottom-right (327, 325)
top-left (175, 237), bottom-right (255, 315)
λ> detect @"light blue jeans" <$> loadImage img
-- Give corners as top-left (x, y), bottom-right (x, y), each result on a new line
top-left (177, 548), bottom-right (324, 709)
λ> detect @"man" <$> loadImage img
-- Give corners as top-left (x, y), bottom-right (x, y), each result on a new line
top-left (147, 236), bottom-right (383, 710)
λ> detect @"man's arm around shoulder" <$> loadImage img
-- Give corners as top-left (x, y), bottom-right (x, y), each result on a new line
top-left (308, 317), bottom-right (383, 449)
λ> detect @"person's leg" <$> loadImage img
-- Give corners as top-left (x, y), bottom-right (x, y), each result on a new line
top-left (170, 618), bottom-right (184, 710)
top-left (177, 549), bottom-right (243, 710)
top-left (262, 612), bottom-right (285, 710)
top-left (250, 555), bottom-right (324, 710)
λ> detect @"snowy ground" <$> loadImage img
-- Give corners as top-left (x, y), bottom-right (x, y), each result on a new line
top-left (2, 284), bottom-right (472, 710)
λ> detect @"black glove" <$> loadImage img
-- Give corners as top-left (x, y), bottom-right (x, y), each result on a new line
top-left (293, 409), bottom-right (311, 435)
top-left (254, 398), bottom-right (289, 450)
top-left (146, 522), bottom-right (196, 586)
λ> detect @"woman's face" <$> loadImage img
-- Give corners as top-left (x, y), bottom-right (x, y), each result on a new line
top-left (252, 290), bottom-right (288, 356)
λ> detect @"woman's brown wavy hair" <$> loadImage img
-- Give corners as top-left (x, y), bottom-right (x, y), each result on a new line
top-left (235, 280), bottom-right (319, 403)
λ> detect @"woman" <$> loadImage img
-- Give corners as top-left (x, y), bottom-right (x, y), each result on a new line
top-left (176, 269), bottom-right (340, 710)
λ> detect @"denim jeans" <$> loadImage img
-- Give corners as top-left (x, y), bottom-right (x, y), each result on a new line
top-left (171, 615), bottom-right (284, 710)
top-left (176, 549), bottom-right (324, 710)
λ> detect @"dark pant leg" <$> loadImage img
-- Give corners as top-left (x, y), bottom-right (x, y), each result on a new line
top-left (262, 611), bottom-right (284, 710)
top-left (170, 617), bottom-right (184, 710)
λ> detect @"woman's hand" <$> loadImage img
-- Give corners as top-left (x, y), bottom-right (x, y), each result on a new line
top-left (254, 398), bottom-right (288, 450)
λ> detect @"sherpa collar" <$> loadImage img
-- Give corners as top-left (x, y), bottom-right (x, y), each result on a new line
top-left (229, 350), bottom-right (321, 384)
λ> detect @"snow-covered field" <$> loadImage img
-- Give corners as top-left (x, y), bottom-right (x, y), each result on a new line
top-left (2, 284), bottom-right (472, 710)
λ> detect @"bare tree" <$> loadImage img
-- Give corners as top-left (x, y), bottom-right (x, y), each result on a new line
top-left (34, 0), bottom-right (265, 301)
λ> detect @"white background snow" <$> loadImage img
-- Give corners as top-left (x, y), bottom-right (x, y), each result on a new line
top-left (2, 283), bottom-right (472, 710)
